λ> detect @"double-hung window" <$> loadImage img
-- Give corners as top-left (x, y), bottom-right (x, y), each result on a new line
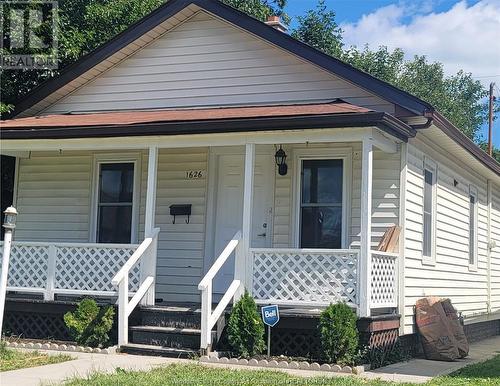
top-left (469, 185), bottom-right (478, 269)
top-left (422, 158), bottom-right (437, 263)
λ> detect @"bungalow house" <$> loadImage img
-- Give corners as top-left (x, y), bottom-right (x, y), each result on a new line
top-left (1, 0), bottom-right (499, 356)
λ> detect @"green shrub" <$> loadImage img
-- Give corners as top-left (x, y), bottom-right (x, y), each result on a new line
top-left (227, 291), bottom-right (265, 357)
top-left (64, 298), bottom-right (115, 347)
top-left (319, 302), bottom-right (359, 365)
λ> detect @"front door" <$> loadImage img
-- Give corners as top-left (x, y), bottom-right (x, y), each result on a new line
top-left (211, 153), bottom-right (274, 294)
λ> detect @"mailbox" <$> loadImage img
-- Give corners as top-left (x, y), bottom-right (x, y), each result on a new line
top-left (169, 204), bottom-right (191, 224)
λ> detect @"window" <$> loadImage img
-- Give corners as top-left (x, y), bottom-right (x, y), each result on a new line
top-left (299, 159), bottom-right (343, 249)
top-left (469, 186), bottom-right (478, 268)
top-left (96, 162), bottom-right (135, 243)
top-left (422, 159), bottom-right (437, 262)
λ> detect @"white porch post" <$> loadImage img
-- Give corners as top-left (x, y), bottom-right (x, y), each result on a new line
top-left (359, 139), bottom-right (373, 317)
top-left (235, 143), bottom-right (255, 299)
top-left (141, 146), bottom-right (158, 306)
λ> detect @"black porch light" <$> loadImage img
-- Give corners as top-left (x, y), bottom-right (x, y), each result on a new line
top-left (275, 145), bottom-right (288, 176)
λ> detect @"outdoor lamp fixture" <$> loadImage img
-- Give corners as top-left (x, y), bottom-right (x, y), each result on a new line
top-left (3, 206), bottom-right (17, 230)
top-left (275, 145), bottom-right (288, 176)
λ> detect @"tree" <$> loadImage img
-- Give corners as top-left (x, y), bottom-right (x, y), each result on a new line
top-left (291, 0), bottom-right (342, 58)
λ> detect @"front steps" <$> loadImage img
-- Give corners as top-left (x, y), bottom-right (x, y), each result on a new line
top-left (120, 304), bottom-right (219, 358)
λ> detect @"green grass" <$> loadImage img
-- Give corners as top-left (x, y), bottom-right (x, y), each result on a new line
top-left (0, 342), bottom-right (73, 372)
top-left (64, 355), bottom-right (500, 386)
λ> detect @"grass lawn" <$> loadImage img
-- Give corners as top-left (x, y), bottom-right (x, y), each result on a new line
top-left (64, 355), bottom-right (500, 386)
top-left (0, 342), bottom-right (73, 372)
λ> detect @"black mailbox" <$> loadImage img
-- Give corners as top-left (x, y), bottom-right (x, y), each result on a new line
top-left (169, 204), bottom-right (192, 224)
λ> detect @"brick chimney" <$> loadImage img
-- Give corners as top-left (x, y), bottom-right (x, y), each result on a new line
top-left (265, 15), bottom-right (287, 33)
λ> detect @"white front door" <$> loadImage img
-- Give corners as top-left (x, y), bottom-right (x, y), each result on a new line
top-left (211, 153), bottom-right (274, 294)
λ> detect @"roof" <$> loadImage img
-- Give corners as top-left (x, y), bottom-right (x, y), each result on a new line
top-left (0, 101), bottom-right (415, 140)
top-left (9, 0), bottom-right (433, 118)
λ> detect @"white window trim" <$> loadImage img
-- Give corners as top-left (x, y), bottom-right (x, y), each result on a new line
top-left (422, 157), bottom-right (437, 265)
top-left (468, 185), bottom-right (478, 271)
top-left (291, 147), bottom-right (352, 249)
top-left (90, 153), bottom-right (142, 243)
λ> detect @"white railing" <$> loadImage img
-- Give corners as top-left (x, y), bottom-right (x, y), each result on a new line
top-left (112, 228), bottom-right (160, 346)
top-left (251, 248), bottom-right (359, 307)
top-left (371, 251), bottom-right (398, 308)
top-left (198, 231), bottom-right (243, 352)
top-left (0, 241), bottom-right (139, 300)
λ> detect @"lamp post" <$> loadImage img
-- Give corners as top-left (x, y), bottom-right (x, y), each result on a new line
top-left (0, 206), bottom-right (17, 336)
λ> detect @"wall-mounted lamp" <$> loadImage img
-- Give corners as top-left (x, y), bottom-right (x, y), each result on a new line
top-left (275, 145), bottom-right (288, 176)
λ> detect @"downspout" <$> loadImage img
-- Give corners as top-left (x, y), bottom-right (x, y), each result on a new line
top-left (410, 110), bottom-right (434, 130)
top-left (487, 180), bottom-right (492, 314)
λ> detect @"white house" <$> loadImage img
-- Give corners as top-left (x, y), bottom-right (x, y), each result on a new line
top-left (1, 0), bottom-right (499, 355)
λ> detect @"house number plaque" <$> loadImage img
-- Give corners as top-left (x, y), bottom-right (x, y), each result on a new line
top-left (186, 170), bottom-right (203, 179)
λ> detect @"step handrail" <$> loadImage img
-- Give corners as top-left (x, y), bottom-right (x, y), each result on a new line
top-left (198, 230), bottom-right (242, 352)
top-left (113, 227), bottom-right (160, 346)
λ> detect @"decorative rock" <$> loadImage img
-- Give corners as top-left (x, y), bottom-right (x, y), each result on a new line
top-left (34, 343), bottom-right (43, 349)
top-left (353, 365), bottom-right (365, 375)
top-left (229, 358), bottom-right (239, 364)
top-left (257, 360), bottom-right (268, 367)
top-left (267, 360), bottom-right (279, 368)
top-left (208, 352), bottom-right (219, 359)
top-left (288, 361), bottom-right (299, 369)
top-left (320, 364), bottom-right (331, 371)
top-left (84, 347), bottom-right (93, 353)
top-left (278, 361), bottom-right (289, 368)
top-left (59, 345), bottom-right (67, 351)
top-left (9, 342), bottom-right (18, 348)
top-left (341, 366), bottom-right (352, 373)
top-left (238, 359), bottom-right (248, 366)
top-left (208, 356), bottom-right (219, 363)
top-left (248, 358), bottom-right (258, 366)
top-left (50, 344), bottom-right (59, 350)
top-left (219, 357), bottom-right (229, 363)
top-left (76, 346), bottom-right (85, 352)
top-left (41, 343), bottom-right (50, 350)
top-left (331, 364), bottom-right (342, 372)
top-left (68, 345), bottom-right (77, 352)
top-left (299, 361), bottom-right (310, 370)
top-left (199, 356), bottom-right (210, 363)
top-left (101, 348), bottom-right (111, 355)
top-left (18, 343), bottom-right (26, 349)
top-left (107, 346), bottom-right (117, 354)
top-left (26, 342), bottom-right (34, 349)
top-left (310, 362), bottom-right (321, 371)
top-left (93, 348), bottom-right (101, 353)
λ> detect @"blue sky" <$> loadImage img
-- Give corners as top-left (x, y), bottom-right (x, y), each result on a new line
top-left (284, 0), bottom-right (500, 146)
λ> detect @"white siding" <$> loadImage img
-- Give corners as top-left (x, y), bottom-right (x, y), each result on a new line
top-left (491, 184), bottom-right (500, 313)
top-left (403, 138), bottom-right (491, 334)
top-left (42, 11), bottom-right (394, 115)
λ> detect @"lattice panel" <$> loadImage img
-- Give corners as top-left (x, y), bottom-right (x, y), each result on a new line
top-left (371, 252), bottom-right (397, 307)
top-left (0, 244), bottom-right (49, 289)
top-left (270, 328), bottom-right (322, 359)
top-left (252, 250), bottom-right (358, 306)
top-left (3, 311), bottom-right (71, 340)
top-left (55, 246), bottom-right (140, 292)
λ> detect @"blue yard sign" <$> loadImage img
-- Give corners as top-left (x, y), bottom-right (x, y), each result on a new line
top-left (261, 305), bottom-right (279, 327)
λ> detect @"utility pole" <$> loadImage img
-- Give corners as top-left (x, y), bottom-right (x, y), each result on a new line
top-left (488, 82), bottom-right (495, 156)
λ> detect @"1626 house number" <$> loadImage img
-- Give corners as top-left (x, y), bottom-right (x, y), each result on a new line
top-left (186, 170), bottom-right (203, 179)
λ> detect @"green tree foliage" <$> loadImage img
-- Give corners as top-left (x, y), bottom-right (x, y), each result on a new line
top-left (223, 0), bottom-right (288, 23)
top-left (227, 291), bottom-right (265, 357)
top-left (318, 303), bottom-right (359, 365)
top-left (291, 0), bottom-right (342, 58)
top-left (64, 298), bottom-right (115, 347)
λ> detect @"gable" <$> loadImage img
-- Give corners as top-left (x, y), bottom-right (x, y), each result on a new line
top-left (40, 11), bottom-right (395, 115)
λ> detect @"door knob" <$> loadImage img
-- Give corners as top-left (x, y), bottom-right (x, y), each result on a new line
top-left (257, 232), bottom-right (266, 237)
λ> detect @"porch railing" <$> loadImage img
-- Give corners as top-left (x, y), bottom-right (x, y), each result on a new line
top-left (370, 251), bottom-right (398, 308)
top-left (198, 230), bottom-right (243, 352)
top-left (250, 248), bottom-right (359, 307)
top-left (0, 240), bottom-right (140, 300)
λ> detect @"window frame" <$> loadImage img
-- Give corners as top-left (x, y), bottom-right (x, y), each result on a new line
top-left (468, 185), bottom-right (478, 271)
top-left (292, 148), bottom-right (352, 249)
top-left (422, 157), bottom-right (437, 265)
top-left (90, 154), bottom-right (141, 244)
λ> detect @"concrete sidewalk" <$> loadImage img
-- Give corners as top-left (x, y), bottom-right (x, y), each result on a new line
top-left (1, 335), bottom-right (499, 385)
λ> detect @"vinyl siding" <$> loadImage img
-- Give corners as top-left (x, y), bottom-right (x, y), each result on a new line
top-left (403, 138), bottom-right (491, 334)
top-left (491, 184), bottom-right (500, 313)
top-left (42, 11), bottom-right (394, 115)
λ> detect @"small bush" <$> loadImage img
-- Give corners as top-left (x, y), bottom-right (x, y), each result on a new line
top-left (319, 302), bottom-right (359, 365)
top-left (227, 291), bottom-right (265, 357)
top-left (64, 298), bottom-right (114, 348)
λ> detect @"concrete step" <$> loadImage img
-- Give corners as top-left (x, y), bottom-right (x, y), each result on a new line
top-left (120, 343), bottom-right (198, 358)
top-left (129, 325), bottom-right (216, 350)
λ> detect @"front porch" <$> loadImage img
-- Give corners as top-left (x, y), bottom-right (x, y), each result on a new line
top-left (1, 126), bottom-right (402, 350)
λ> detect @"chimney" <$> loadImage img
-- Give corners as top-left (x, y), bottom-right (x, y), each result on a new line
top-left (265, 15), bottom-right (287, 33)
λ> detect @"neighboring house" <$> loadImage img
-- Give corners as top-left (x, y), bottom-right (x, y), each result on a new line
top-left (1, 0), bottom-right (499, 355)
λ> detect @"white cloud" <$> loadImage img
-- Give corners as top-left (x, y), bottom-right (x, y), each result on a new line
top-left (341, 0), bottom-right (500, 85)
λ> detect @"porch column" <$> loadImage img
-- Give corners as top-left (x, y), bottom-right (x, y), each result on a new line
top-left (142, 146), bottom-right (158, 306)
top-left (235, 143), bottom-right (255, 299)
top-left (359, 139), bottom-right (373, 317)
